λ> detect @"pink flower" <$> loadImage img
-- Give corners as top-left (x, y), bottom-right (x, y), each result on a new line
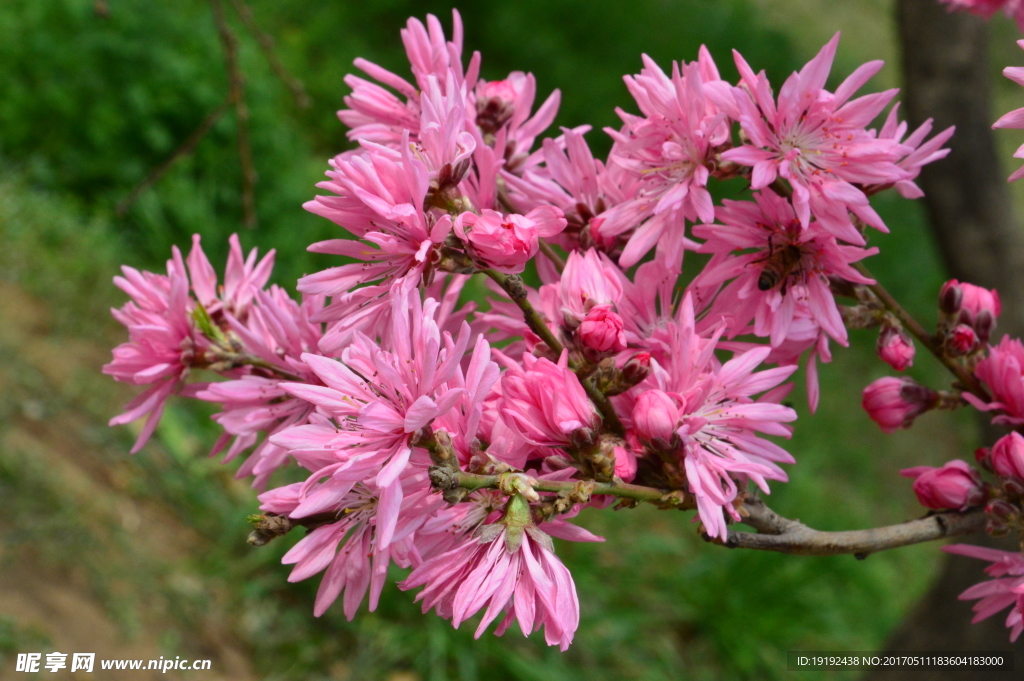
top-left (454, 206), bottom-right (567, 273)
top-left (994, 40), bottom-right (1024, 181)
top-left (942, 544), bottom-right (1024, 642)
top-left (105, 248), bottom-right (199, 454)
top-left (497, 350), bottom-right (601, 448)
top-left (964, 335), bottom-right (1024, 424)
top-left (862, 376), bottom-right (938, 433)
top-left (942, 1), bottom-right (1024, 32)
top-left (991, 431), bottom-right (1024, 479)
top-left (899, 459), bottom-right (986, 510)
top-left (474, 72), bottom-right (561, 175)
top-left (602, 49), bottom-right (730, 267)
top-left (875, 104), bottom-right (954, 199)
top-left (577, 305), bottom-right (627, 353)
top-left (631, 389), bottom-right (680, 444)
top-left (620, 294), bottom-right (798, 539)
top-left (877, 325), bottom-right (915, 371)
top-left (186, 233), bottom-right (274, 321)
top-left (723, 34), bottom-right (908, 243)
top-left (691, 188), bottom-right (876, 347)
top-left (399, 495), bottom-right (582, 650)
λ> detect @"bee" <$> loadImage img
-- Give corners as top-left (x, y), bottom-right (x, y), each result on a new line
top-left (756, 240), bottom-right (804, 292)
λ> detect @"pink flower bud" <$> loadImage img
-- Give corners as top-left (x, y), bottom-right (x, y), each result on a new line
top-left (948, 324), bottom-right (979, 355)
top-left (632, 389), bottom-right (680, 443)
top-left (577, 304), bottom-right (627, 353)
top-left (612, 444), bottom-right (638, 482)
top-left (939, 280), bottom-right (962, 315)
top-left (455, 207), bottom-right (566, 273)
top-left (900, 460), bottom-right (985, 511)
top-left (862, 376), bottom-right (938, 433)
top-left (877, 325), bottom-right (915, 371)
top-left (959, 281), bottom-right (1001, 322)
top-left (991, 431), bottom-right (1024, 479)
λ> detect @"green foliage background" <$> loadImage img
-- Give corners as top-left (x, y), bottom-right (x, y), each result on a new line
top-left (0, 0), bottom-right (994, 679)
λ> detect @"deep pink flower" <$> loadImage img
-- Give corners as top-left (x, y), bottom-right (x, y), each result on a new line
top-left (400, 495), bottom-right (583, 650)
top-left (964, 335), bottom-right (1024, 424)
top-left (577, 305), bottom-right (627, 353)
top-left (602, 49), bottom-right (730, 267)
top-left (105, 247), bottom-right (200, 454)
top-left (991, 431), bottom-right (1024, 479)
top-left (877, 325), bottom-right (915, 371)
top-left (994, 40), bottom-right (1024, 181)
top-left (899, 459), bottom-right (986, 510)
top-left (942, 279), bottom-right (1001, 344)
top-left (454, 206), bottom-right (567, 273)
top-left (862, 376), bottom-right (938, 433)
top-left (942, 544), bottom-right (1024, 642)
top-left (691, 188), bottom-right (876, 347)
top-left (942, 1), bottom-right (1024, 32)
top-left (723, 34), bottom-right (909, 243)
top-left (274, 282), bottom-right (496, 547)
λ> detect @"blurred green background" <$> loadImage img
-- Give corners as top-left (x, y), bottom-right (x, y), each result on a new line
top-left (1, 0), bottom-right (1020, 679)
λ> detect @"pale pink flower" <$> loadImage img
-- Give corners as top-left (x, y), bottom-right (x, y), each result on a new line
top-left (759, 303), bottom-right (834, 413)
top-left (991, 431), bottom-right (1024, 479)
top-left (400, 509), bottom-right (581, 650)
top-left (899, 459), bottom-right (986, 511)
top-left (474, 72), bottom-right (561, 175)
top-left (338, 11), bottom-right (478, 147)
top-left (994, 40), bottom-right (1024, 181)
top-left (186, 233), bottom-right (274, 321)
top-left (964, 335), bottom-right (1024, 424)
top-left (723, 34), bottom-right (909, 243)
top-left (942, 544), bottom-right (1024, 642)
top-left (862, 376), bottom-right (938, 433)
top-left (877, 325), bottom-right (915, 371)
top-left (454, 206), bottom-right (567, 273)
top-left (942, 1), bottom-right (1024, 32)
top-left (621, 294), bottom-right (798, 539)
top-left (497, 350), bottom-right (601, 448)
top-left (875, 103), bottom-right (954, 199)
top-left (691, 189), bottom-right (876, 347)
top-left (602, 49), bottom-right (730, 267)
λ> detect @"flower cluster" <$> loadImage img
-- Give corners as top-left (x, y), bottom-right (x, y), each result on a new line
top-left (110, 9), bottom-right (1024, 651)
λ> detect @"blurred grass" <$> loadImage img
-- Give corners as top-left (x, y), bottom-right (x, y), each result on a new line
top-left (0, 1), bottom-right (989, 679)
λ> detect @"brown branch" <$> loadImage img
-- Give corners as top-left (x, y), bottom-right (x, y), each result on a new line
top-left (211, 0), bottom-right (258, 230)
top-left (247, 511), bottom-right (339, 546)
top-left (538, 240), bottom-right (566, 271)
top-left (227, 0), bottom-right (311, 109)
top-left (116, 98), bottom-right (231, 216)
top-left (715, 496), bottom-right (986, 557)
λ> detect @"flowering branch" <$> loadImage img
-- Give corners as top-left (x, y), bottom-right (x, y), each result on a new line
top-left (717, 496), bottom-right (986, 557)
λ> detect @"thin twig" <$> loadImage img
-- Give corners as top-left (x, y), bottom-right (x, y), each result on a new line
top-left (715, 496), bottom-right (986, 557)
top-left (211, 0), bottom-right (258, 229)
top-left (116, 98), bottom-right (231, 216)
top-left (227, 0), bottom-right (311, 109)
top-left (538, 240), bottom-right (566, 271)
top-left (854, 261), bottom-right (989, 400)
top-left (449, 470), bottom-right (693, 508)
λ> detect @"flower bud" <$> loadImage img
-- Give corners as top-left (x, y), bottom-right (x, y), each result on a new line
top-left (576, 304), bottom-right (627, 353)
top-left (960, 282), bottom-right (1001, 323)
top-left (991, 431), bottom-right (1024, 480)
top-left (862, 376), bottom-right (938, 433)
top-left (939, 280), bottom-right (962, 315)
top-left (632, 389), bottom-right (680, 443)
top-left (900, 460), bottom-right (986, 510)
top-left (948, 324), bottom-right (979, 356)
top-left (454, 207), bottom-right (566, 273)
top-left (877, 325), bottom-right (915, 371)
top-left (1003, 477), bottom-right (1024, 497)
top-left (975, 446), bottom-right (993, 472)
top-left (620, 352), bottom-right (652, 386)
top-left (475, 78), bottom-right (518, 134)
top-left (986, 499), bottom-right (1018, 523)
